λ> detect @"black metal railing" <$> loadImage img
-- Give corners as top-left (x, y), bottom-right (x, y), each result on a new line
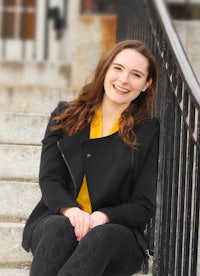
top-left (115, 0), bottom-right (200, 275)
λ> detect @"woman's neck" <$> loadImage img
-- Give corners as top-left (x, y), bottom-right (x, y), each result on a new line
top-left (100, 98), bottom-right (128, 136)
top-left (100, 97), bottom-right (128, 120)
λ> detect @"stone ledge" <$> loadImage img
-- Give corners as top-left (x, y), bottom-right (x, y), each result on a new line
top-left (0, 112), bottom-right (49, 145)
top-left (0, 85), bottom-right (78, 113)
top-left (0, 222), bottom-right (32, 263)
top-left (0, 144), bottom-right (41, 180)
top-left (0, 268), bottom-right (30, 276)
top-left (0, 62), bottom-right (71, 88)
top-left (0, 181), bottom-right (40, 220)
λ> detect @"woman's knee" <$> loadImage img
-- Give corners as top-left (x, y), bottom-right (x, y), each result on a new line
top-left (38, 215), bottom-right (72, 235)
top-left (31, 215), bottom-right (76, 253)
top-left (84, 223), bottom-right (130, 247)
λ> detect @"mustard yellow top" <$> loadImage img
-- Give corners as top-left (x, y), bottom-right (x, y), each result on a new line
top-left (76, 110), bottom-right (120, 213)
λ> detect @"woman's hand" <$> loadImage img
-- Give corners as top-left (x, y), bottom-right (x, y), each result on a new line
top-left (60, 208), bottom-right (109, 241)
top-left (90, 211), bottom-right (109, 229)
top-left (60, 207), bottom-right (91, 241)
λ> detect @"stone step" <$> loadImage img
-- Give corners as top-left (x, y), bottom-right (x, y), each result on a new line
top-left (0, 85), bottom-right (78, 113)
top-left (0, 112), bottom-right (49, 145)
top-left (0, 268), bottom-right (149, 276)
top-left (0, 62), bottom-right (71, 88)
top-left (0, 144), bottom-right (41, 181)
top-left (0, 181), bottom-right (40, 220)
top-left (0, 222), bottom-right (32, 265)
top-left (0, 268), bottom-right (29, 276)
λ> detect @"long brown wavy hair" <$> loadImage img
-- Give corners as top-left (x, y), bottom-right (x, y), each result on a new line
top-left (52, 39), bottom-right (158, 148)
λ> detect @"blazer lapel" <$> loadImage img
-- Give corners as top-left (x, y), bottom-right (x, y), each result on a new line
top-left (57, 127), bottom-right (89, 194)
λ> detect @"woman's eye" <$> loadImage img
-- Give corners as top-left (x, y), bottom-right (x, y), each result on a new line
top-left (113, 66), bottom-right (122, 71)
top-left (131, 73), bottom-right (141, 78)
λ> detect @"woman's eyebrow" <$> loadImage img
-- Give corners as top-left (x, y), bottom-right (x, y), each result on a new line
top-left (112, 63), bottom-right (145, 75)
top-left (112, 62), bottom-right (123, 67)
top-left (131, 69), bottom-right (145, 76)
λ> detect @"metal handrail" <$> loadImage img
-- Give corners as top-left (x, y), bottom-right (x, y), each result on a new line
top-left (153, 0), bottom-right (200, 106)
top-left (116, 0), bottom-right (200, 275)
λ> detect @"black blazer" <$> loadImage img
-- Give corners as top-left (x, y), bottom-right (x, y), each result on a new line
top-left (22, 102), bottom-right (160, 255)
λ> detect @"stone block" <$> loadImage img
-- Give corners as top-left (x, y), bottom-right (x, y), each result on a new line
top-left (0, 86), bottom-right (78, 113)
top-left (0, 112), bottom-right (49, 145)
top-left (0, 269), bottom-right (30, 276)
top-left (0, 62), bottom-right (71, 88)
top-left (0, 181), bottom-right (40, 220)
top-left (0, 222), bottom-right (32, 264)
top-left (0, 144), bottom-right (41, 181)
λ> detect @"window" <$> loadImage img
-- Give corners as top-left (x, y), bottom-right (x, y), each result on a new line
top-left (0, 0), bottom-right (36, 39)
top-left (81, 0), bottom-right (115, 14)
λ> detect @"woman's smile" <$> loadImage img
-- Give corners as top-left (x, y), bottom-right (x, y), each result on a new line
top-left (113, 84), bottom-right (130, 94)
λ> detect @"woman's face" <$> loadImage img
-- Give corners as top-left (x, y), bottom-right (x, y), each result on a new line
top-left (103, 48), bottom-right (152, 109)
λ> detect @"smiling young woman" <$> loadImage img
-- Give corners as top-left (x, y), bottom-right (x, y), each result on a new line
top-left (22, 39), bottom-right (159, 276)
top-left (52, 40), bottom-right (158, 147)
top-left (102, 48), bottom-right (153, 135)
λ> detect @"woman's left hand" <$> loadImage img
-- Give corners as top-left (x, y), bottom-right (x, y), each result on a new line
top-left (90, 211), bottom-right (109, 229)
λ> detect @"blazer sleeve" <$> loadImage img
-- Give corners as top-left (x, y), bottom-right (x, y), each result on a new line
top-left (39, 101), bottom-right (80, 213)
top-left (99, 118), bottom-right (160, 227)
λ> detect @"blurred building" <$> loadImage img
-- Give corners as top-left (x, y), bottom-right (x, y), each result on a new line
top-left (0, 0), bottom-right (117, 88)
top-left (0, 0), bottom-right (199, 88)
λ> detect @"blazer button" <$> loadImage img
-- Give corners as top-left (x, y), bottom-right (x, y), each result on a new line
top-left (86, 153), bottom-right (91, 158)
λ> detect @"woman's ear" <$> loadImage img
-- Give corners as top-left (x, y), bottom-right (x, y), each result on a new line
top-left (142, 78), bottom-right (153, 92)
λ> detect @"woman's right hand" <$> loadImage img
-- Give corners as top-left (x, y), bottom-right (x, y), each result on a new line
top-left (60, 207), bottom-right (91, 241)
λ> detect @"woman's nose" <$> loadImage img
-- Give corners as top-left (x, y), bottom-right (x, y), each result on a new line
top-left (118, 72), bottom-right (129, 83)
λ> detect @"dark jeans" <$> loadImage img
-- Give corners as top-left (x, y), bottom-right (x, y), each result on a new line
top-left (30, 215), bottom-right (144, 276)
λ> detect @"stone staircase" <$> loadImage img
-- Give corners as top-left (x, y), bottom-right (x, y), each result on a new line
top-left (0, 86), bottom-right (78, 276)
